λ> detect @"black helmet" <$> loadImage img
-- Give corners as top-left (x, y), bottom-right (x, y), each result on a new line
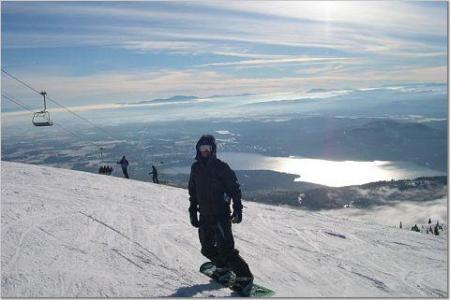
top-left (195, 134), bottom-right (217, 160)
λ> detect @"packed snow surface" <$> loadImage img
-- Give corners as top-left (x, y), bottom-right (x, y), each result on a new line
top-left (1, 161), bottom-right (447, 297)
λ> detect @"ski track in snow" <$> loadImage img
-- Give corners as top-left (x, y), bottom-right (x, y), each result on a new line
top-left (1, 161), bottom-right (448, 297)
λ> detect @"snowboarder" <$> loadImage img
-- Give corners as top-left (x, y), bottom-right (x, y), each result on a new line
top-left (188, 134), bottom-right (253, 295)
top-left (149, 165), bottom-right (159, 184)
top-left (117, 156), bottom-right (129, 178)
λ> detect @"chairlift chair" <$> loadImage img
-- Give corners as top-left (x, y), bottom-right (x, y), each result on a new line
top-left (32, 91), bottom-right (53, 127)
top-left (32, 111), bottom-right (53, 126)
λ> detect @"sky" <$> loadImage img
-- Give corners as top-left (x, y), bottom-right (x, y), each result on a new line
top-left (1, 1), bottom-right (448, 109)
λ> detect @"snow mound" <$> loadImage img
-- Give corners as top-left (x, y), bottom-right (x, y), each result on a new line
top-left (1, 161), bottom-right (447, 297)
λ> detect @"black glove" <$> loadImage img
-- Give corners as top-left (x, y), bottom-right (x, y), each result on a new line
top-left (189, 207), bottom-right (200, 228)
top-left (231, 209), bottom-right (242, 224)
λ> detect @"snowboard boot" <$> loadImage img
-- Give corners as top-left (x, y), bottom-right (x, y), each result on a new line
top-left (233, 276), bottom-right (254, 296)
top-left (212, 267), bottom-right (235, 287)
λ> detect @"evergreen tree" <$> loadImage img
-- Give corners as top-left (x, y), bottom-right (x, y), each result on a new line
top-left (399, 221), bottom-right (402, 229)
top-left (428, 218), bottom-right (431, 224)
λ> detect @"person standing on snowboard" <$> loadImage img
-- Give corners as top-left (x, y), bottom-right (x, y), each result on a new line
top-left (188, 134), bottom-right (253, 294)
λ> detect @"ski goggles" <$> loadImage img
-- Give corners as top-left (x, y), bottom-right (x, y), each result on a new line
top-left (199, 145), bottom-right (213, 152)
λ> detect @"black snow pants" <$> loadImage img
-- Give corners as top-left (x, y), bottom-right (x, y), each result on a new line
top-left (199, 214), bottom-right (253, 278)
top-left (121, 167), bottom-right (129, 179)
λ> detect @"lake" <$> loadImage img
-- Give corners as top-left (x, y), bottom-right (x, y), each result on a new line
top-left (166, 152), bottom-right (445, 187)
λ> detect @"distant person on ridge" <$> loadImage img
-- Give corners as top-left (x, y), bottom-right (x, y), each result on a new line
top-left (188, 134), bottom-right (253, 295)
top-left (117, 156), bottom-right (129, 178)
top-left (411, 224), bottom-right (420, 232)
top-left (149, 165), bottom-right (159, 184)
top-left (106, 166), bottom-right (113, 175)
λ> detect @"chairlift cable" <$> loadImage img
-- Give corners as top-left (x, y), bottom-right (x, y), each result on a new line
top-left (2, 69), bottom-right (121, 141)
top-left (2, 93), bottom-right (104, 152)
top-left (1, 93), bottom-right (32, 111)
top-left (2, 69), bottom-right (166, 178)
top-left (1, 69), bottom-right (42, 95)
top-left (44, 96), bottom-right (121, 140)
top-left (4, 94), bottom-right (178, 182)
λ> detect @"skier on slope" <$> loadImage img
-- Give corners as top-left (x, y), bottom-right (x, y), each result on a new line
top-left (117, 156), bottom-right (129, 179)
top-left (149, 165), bottom-right (159, 184)
top-left (188, 135), bottom-right (253, 294)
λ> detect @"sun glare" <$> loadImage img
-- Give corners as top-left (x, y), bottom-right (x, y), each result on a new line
top-left (322, 1), bottom-right (337, 21)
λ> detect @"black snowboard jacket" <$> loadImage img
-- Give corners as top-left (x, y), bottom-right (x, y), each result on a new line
top-left (188, 136), bottom-right (243, 217)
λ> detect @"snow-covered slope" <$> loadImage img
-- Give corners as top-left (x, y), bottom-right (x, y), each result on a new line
top-left (1, 161), bottom-right (447, 297)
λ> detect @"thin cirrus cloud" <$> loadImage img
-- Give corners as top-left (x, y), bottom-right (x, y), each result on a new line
top-left (1, 1), bottom-right (447, 107)
top-left (196, 57), bottom-right (354, 68)
top-left (0, 69), bottom-right (352, 106)
top-left (3, 2), bottom-right (444, 55)
top-left (7, 63), bottom-right (443, 109)
top-left (3, 2), bottom-right (445, 58)
top-left (200, 1), bottom-right (446, 33)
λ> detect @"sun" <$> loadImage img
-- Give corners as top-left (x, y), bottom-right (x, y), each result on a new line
top-left (322, 1), bottom-right (338, 21)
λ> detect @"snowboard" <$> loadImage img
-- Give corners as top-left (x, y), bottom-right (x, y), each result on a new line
top-left (199, 261), bottom-right (275, 297)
